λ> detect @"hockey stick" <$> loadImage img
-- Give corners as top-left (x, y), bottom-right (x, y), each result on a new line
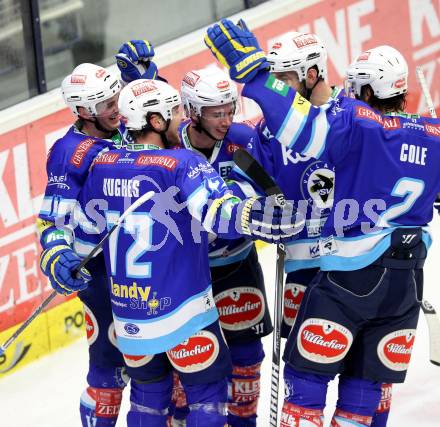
top-left (233, 149), bottom-right (285, 427)
top-left (416, 66), bottom-right (437, 118)
top-left (420, 300), bottom-right (440, 366)
top-left (415, 66), bottom-right (440, 366)
top-left (0, 190), bottom-right (155, 356)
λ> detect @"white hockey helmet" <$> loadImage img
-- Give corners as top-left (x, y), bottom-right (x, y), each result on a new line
top-left (61, 63), bottom-right (121, 116)
top-left (181, 67), bottom-right (238, 116)
top-left (345, 45), bottom-right (408, 99)
top-left (267, 32), bottom-right (328, 81)
top-left (118, 79), bottom-right (181, 130)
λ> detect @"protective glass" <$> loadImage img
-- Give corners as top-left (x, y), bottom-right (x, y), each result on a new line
top-left (200, 102), bottom-right (237, 121)
top-left (95, 92), bottom-right (120, 117)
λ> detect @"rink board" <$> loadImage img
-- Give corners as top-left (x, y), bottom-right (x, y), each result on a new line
top-left (0, 297), bottom-right (84, 377)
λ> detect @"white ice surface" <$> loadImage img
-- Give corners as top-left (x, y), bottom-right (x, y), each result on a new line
top-left (1, 215), bottom-right (439, 426)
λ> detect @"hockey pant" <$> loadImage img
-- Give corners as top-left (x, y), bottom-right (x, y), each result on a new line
top-left (282, 268), bottom-right (319, 338)
top-left (280, 365), bottom-right (382, 427)
top-left (170, 340), bottom-right (264, 426)
top-left (122, 320), bottom-right (231, 426)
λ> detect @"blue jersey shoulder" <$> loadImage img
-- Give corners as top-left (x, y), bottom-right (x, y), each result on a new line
top-left (48, 126), bottom-right (112, 172)
top-left (225, 122), bottom-right (258, 149)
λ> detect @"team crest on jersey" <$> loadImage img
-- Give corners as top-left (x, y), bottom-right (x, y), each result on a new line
top-left (215, 287), bottom-right (265, 331)
top-left (187, 162), bottom-right (215, 179)
top-left (330, 97), bottom-right (345, 116)
top-left (83, 304), bottom-right (99, 346)
top-left (123, 353), bottom-right (154, 368)
top-left (301, 160), bottom-right (335, 215)
top-left (167, 330), bottom-right (219, 373)
top-left (283, 283), bottom-right (307, 326)
top-left (297, 318), bottom-right (353, 363)
top-left (377, 329), bottom-right (416, 371)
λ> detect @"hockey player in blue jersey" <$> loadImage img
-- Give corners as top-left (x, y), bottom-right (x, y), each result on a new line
top-left (204, 19), bottom-right (440, 427)
top-left (38, 55), bottom-right (155, 426)
top-left (244, 32), bottom-right (392, 427)
top-left (38, 62), bottom-right (128, 427)
top-left (177, 66), bottom-right (273, 426)
top-left (115, 41), bottom-right (271, 426)
top-left (249, 31), bottom-right (338, 337)
top-left (69, 78), bottom-right (303, 426)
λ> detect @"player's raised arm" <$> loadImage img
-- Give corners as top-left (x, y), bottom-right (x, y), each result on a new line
top-left (115, 39), bottom-right (159, 83)
top-left (204, 19), bottom-right (348, 163)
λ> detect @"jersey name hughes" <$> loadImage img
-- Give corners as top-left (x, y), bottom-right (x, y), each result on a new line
top-left (103, 178), bottom-right (140, 197)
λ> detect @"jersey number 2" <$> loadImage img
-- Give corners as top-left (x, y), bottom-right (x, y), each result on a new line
top-left (378, 178), bottom-right (424, 227)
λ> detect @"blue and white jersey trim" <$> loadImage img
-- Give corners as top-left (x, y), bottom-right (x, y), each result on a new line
top-left (113, 286), bottom-right (218, 355)
top-left (116, 310), bottom-right (218, 356)
top-left (276, 103), bottom-right (308, 148)
top-left (284, 239), bottom-right (321, 273)
top-left (319, 227), bottom-right (432, 271)
top-left (39, 197), bottom-right (77, 220)
top-left (301, 105), bottom-right (330, 159)
top-left (74, 237), bottom-right (99, 258)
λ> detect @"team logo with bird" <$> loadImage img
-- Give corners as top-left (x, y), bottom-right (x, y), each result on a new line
top-left (301, 160), bottom-right (335, 214)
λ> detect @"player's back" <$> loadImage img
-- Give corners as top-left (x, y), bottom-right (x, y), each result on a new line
top-left (75, 147), bottom-right (219, 355)
top-left (242, 76), bottom-right (440, 270)
top-left (317, 100), bottom-right (440, 270)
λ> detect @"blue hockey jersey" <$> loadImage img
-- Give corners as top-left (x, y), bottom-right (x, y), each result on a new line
top-left (242, 72), bottom-right (440, 271)
top-left (38, 124), bottom-right (124, 245)
top-left (178, 120), bottom-right (258, 267)
top-left (74, 145), bottom-right (247, 355)
top-left (234, 88), bottom-right (343, 273)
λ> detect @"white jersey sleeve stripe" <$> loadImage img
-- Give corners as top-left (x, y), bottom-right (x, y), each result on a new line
top-left (275, 105), bottom-right (307, 148)
top-left (301, 105), bottom-right (330, 159)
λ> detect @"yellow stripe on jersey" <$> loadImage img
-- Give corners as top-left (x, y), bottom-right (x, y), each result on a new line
top-left (293, 92), bottom-right (311, 117)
